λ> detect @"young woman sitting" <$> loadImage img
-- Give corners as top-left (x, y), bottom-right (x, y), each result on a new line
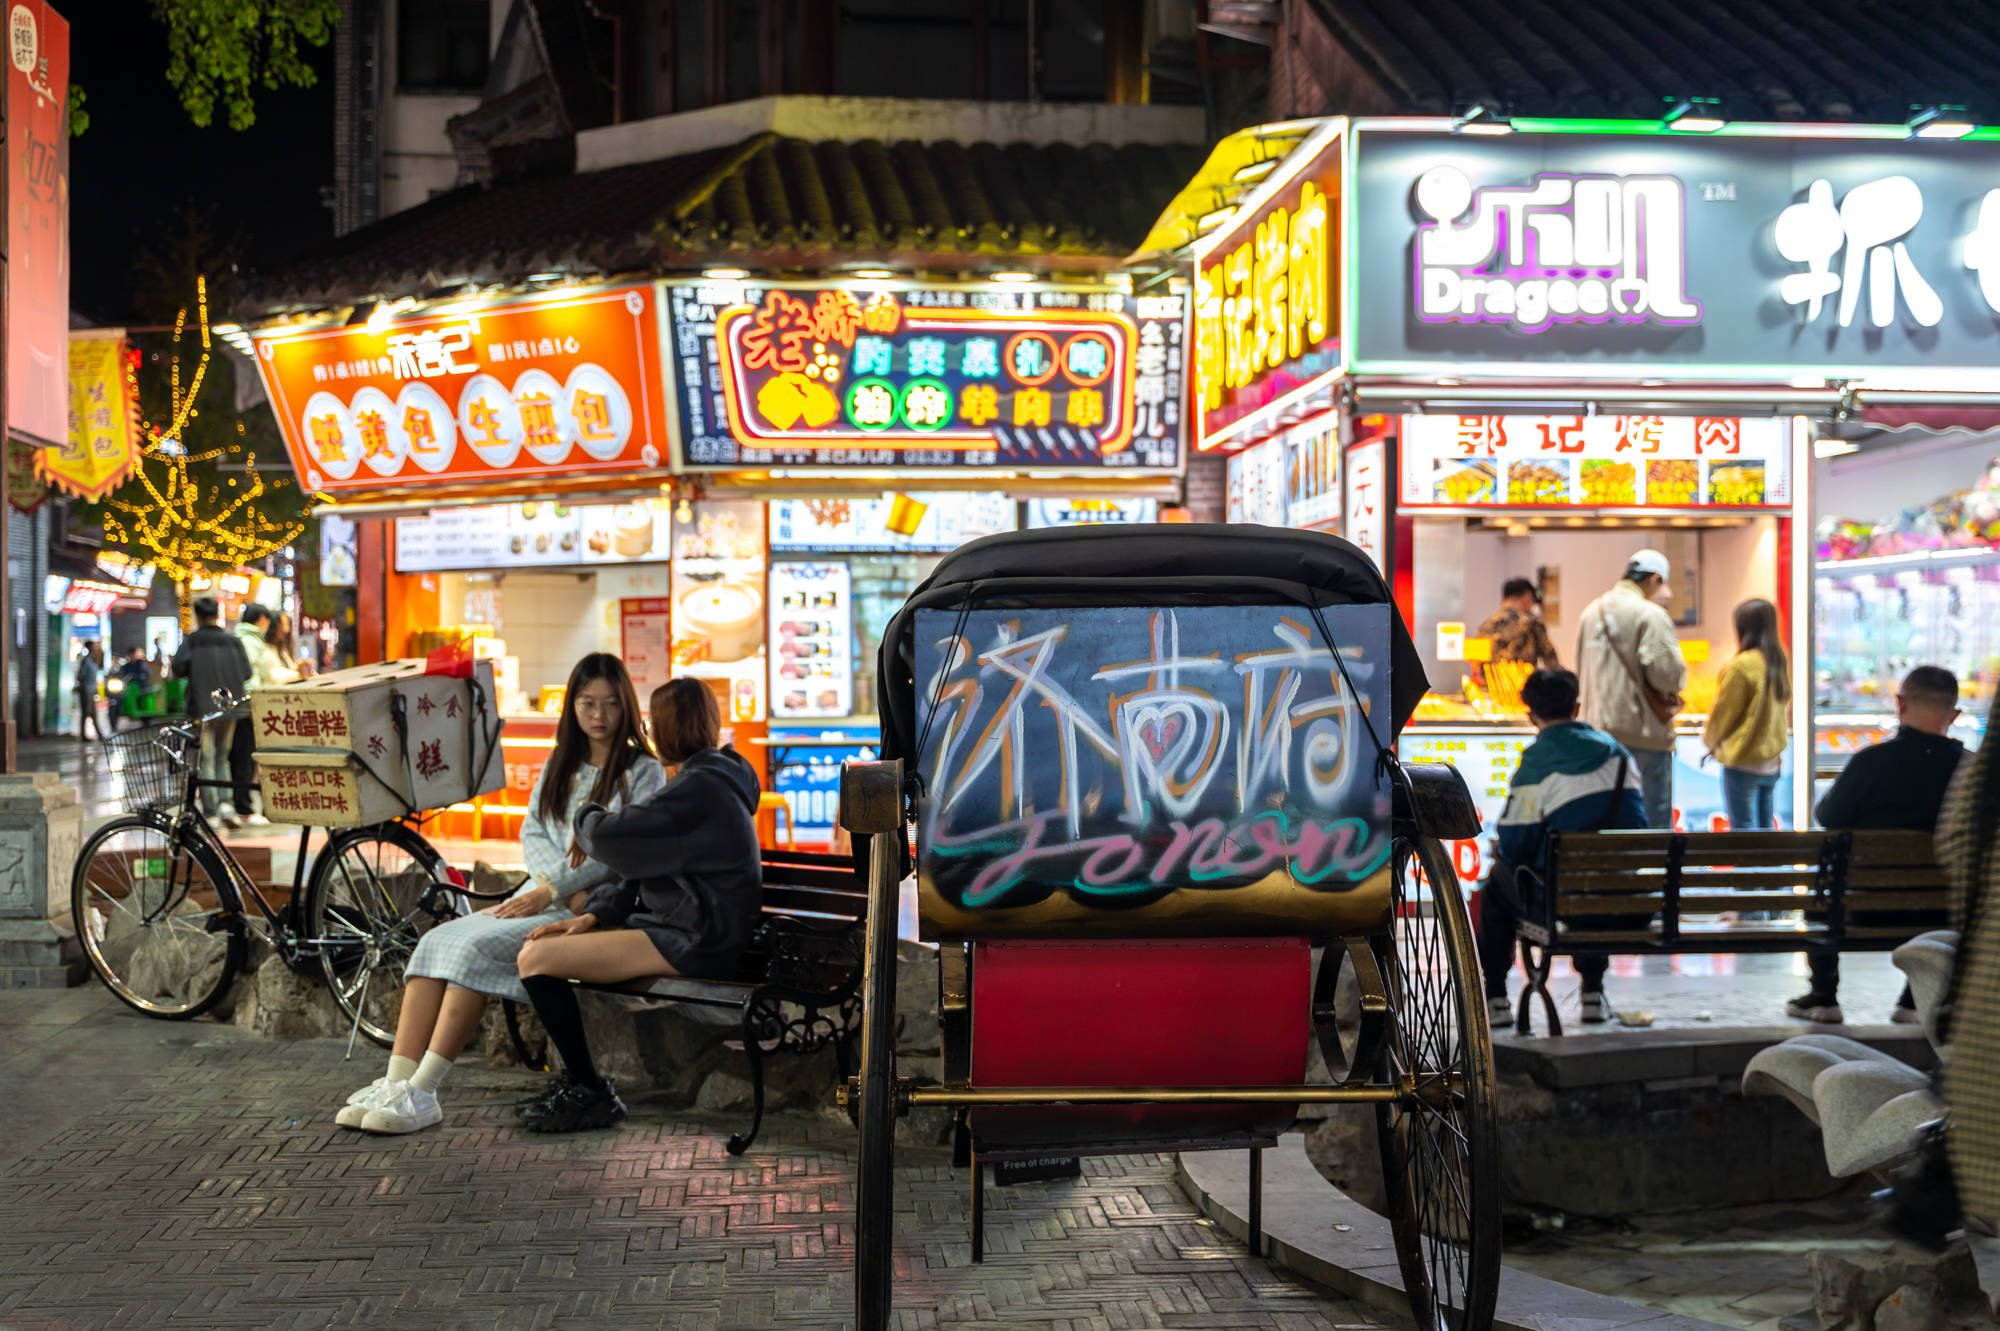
top-left (514, 678), bottom-right (764, 1132)
top-left (338, 653), bottom-right (663, 1134)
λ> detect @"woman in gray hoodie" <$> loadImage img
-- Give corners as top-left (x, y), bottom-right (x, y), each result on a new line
top-left (514, 678), bottom-right (763, 1132)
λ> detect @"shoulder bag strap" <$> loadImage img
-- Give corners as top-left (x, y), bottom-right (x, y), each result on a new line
top-left (1597, 603), bottom-right (1653, 698)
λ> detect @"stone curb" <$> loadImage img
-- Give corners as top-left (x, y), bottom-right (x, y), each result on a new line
top-left (1178, 1134), bottom-right (1736, 1331)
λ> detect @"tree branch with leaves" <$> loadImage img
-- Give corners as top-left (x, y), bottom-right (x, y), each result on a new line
top-left (151, 0), bottom-right (339, 131)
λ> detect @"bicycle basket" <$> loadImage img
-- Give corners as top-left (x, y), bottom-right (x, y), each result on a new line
top-left (103, 727), bottom-right (195, 810)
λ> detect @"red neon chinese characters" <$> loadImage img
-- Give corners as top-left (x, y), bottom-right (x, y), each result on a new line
top-left (808, 291), bottom-right (864, 347)
top-left (1453, 416), bottom-right (1505, 455)
top-left (1694, 417), bottom-right (1742, 454)
top-left (742, 290), bottom-right (812, 373)
top-left (1613, 416), bottom-right (1665, 454)
top-left (1535, 418), bottom-right (1587, 453)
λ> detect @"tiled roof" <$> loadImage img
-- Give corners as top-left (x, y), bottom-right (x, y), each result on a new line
top-left (1297, 0), bottom-right (2000, 122)
top-left (241, 133), bottom-right (1205, 315)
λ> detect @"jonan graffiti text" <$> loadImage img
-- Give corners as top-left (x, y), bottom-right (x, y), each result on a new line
top-left (914, 606), bottom-right (1392, 909)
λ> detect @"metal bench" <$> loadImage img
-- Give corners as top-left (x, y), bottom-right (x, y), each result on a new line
top-left (505, 846), bottom-right (866, 1153)
top-left (1514, 828), bottom-right (1950, 1035)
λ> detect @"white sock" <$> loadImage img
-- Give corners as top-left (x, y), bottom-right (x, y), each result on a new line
top-left (386, 1054), bottom-right (418, 1083)
top-left (410, 1050), bottom-right (452, 1095)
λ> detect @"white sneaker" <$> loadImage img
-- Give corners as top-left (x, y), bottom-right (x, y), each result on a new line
top-left (1486, 994), bottom-right (1513, 1027)
top-left (359, 1084), bottom-right (442, 1135)
top-left (1580, 992), bottom-right (1611, 1024)
top-left (335, 1077), bottom-right (405, 1129)
top-left (242, 813), bottom-right (271, 827)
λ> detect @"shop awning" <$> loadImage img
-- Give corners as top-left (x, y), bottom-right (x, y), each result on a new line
top-left (241, 132), bottom-right (1206, 316)
top-left (1126, 119), bottom-right (1325, 264)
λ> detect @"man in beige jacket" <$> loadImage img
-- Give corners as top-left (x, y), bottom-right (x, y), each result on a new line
top-left (1575, 549), bottom-right (1686, 829)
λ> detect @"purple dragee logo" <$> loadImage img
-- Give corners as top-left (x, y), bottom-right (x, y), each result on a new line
top-left (1412, 166), bottom-right (1703, 333)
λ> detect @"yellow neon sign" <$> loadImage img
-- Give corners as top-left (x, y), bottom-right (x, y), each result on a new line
top-left (1196, 180), bottom-right (1330, 415)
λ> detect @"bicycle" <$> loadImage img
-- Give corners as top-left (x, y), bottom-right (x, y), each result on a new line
top-left (71, 701), bottom-right (513, 1050)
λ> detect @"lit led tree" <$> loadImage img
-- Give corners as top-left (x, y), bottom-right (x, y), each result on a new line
top-left (102, 275), bottom-right (305, 621)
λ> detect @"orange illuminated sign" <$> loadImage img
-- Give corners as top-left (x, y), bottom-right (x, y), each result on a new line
top-left (252, 286), bottom-right (667, 495)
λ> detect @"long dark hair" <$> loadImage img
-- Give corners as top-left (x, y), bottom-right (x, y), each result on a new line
top-left (538, 653), bottom-right (655, 823)
top-left (1733, 598), bottom-right (1790, 704)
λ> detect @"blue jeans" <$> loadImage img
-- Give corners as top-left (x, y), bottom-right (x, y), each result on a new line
top-left (1631, 746), bottom-right (1674, 829)
top-left (1721, 766), bottom-right (1780, 830)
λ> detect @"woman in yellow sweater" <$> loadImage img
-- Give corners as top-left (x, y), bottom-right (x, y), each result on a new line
top-left (1703, 599), bottom-right (1791, 829)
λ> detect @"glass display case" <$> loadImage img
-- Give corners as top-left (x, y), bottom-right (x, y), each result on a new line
top-left (1814, 546), bottom-right (1997, 770)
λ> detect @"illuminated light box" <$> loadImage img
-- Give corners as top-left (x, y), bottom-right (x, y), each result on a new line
top-left (666, 280), bottom-right (1184, 473)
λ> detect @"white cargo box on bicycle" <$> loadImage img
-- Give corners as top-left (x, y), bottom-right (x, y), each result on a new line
top-left (74, 660), bottom-right (513, 1050)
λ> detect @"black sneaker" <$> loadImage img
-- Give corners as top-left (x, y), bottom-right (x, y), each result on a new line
top-left (1785, 991), bottom-right (1845, 1024)
top-left (514, 1071), bottom-right (617, 1118)
top-left (523, 1078), bottom-right (627, 1133)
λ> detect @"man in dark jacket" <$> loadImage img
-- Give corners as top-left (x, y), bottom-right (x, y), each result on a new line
top-left (1478, 667), bottom-right (1648, 1025)
top-left (513, 679), bottom-right (763, 1132)
top-left (1789, 665), bottom-right (1964, 1026)
top-left (170, 597), bottom-right (252, 820)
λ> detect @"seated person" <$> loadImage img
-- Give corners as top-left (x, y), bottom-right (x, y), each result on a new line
top-left (1476, 667), bottom-right (1647, 1026)
top-left (514, 678), bottom-right (764, 1133)
top-left (336, 653), bottom-right (663, 1134)
top-left (1789, 665), bottom-right (1964, 1026)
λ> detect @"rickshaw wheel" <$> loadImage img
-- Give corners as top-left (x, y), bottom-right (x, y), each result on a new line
top-left (1374, 832), bottom-right (1501, 1331)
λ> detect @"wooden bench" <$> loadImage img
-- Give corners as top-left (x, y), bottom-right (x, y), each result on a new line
top-left (1512, 829), bottom-right (1949, 1036)
top-left (504, 847), bottom-right (867, 1153)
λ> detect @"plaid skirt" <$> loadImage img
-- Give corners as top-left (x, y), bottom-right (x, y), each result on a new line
top-left (405, 904), bottom-right (567, 1002)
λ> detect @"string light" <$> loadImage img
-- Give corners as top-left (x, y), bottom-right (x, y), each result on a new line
top-left (102, 274), bottom-right (304, 599)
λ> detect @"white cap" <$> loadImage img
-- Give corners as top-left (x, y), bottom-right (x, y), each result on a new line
top-left (1628, 548), bottom-right (1671, 580)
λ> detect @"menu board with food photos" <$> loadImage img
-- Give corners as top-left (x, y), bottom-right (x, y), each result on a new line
top-left (394, 498), bottom-right (672, 571)
top-left (670, 500), bottom-right (767, 723)
top-left (1399, 415), bottom-right (1790, 509)
top-left (769, 562), bottom-right (853, 718)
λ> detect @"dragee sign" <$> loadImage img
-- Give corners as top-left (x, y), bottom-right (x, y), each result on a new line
top-left (1351, 126), bottom-right (2000, 375)
top-left (668, 280), bottom-right (1184, 473)
top-left (253, 286), bottom-right (668, 494)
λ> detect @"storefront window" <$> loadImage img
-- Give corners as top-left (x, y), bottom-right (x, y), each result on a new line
top-left (849, 553), bottom-right (942, 717)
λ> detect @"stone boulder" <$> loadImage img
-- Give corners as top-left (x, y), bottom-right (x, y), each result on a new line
top-left (1808, 1244), bottom-right (1986, 1331)
top-left (231, 952), bottom-right (349, 1040)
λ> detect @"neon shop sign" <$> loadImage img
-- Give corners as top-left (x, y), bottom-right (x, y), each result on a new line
top-left (1412, 166), bottom-right (1701, 332)
top-left (713, 288), bottom-right (1139, 459)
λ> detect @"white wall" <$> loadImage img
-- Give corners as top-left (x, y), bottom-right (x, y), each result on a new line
top-left (376, 0), bottom-right (501, 216)
top-left (1816, 429), bottom-right (2000, 524)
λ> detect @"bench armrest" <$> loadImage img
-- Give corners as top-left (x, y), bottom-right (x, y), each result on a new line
top-left (755, 913), bottom-right (865, 1004)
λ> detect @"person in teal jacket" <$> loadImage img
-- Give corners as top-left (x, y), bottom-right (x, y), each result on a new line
top-left (1478, 667), bottom-right (1647, 1025)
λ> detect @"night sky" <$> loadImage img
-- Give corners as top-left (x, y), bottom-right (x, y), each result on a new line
top-left (67, 0), bottom-right (335, 324)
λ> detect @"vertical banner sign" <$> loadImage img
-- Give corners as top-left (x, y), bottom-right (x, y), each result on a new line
top-left (253, 286), bottom-right (668, 494)
top-left (8, 1), bottom-right (69, 447)
top-left (1345, 438), bottom-right (1388, 574)
top-left (1193, 126), bottom-right (1342, 451)
top-left (47, 332), bottom-right (138, 499)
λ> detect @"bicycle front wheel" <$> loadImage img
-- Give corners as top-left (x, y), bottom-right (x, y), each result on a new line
top-left (71, 815), bottom-right (243, 1018)
top-left (305, 823), bottom-right (458, 1047)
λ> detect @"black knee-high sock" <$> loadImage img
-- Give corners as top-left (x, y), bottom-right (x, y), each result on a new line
top-left (520, 974), bottom-right (602, 1089)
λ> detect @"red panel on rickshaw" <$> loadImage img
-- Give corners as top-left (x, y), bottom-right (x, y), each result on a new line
top-left (968, 938), bottom-right (1310, 1156)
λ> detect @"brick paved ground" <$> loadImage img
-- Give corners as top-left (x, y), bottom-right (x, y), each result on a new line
top-left (0, 997), bottom-right (1392, 1331)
